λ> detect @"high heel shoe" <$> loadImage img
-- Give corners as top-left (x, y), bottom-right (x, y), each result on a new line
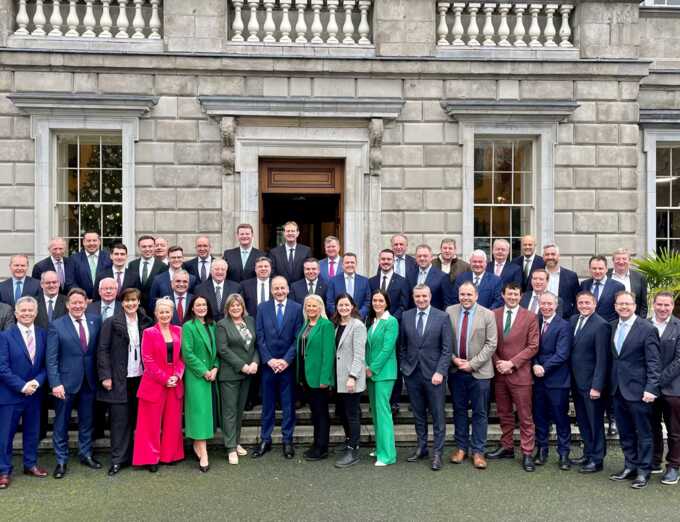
top-left (198, 461), bottom-right (210, 473)
top-left (228, 452), bottom-right (239, 465)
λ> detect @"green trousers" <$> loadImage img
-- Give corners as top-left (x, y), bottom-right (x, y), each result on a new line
top-left (219, 378), bottom-right (251, 452)
top-left (368, 379), bottom-right (397, 464)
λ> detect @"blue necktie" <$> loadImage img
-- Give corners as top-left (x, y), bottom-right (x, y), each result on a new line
top-left (416, 311), bottom-right (425, 337)
top-left (346, 276), bottom-right (354, 298)
top-left (592, 281), bottom-right (601, 302)
top-left (615, 322), bottom-right (627, 354)
top-left (14, 280), bottom-right (22, 303)
top-left (276, 303), bottom-right (284, 329)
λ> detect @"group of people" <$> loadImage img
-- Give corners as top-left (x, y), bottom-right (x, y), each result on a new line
top-left (0, 222), bottom-right (677, 492)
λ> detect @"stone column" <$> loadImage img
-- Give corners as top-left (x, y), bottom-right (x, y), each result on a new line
top-left (220, 116), bottom-right (238, 250)
top-left (573, 0), bottom-right (640, 59)
top-left (0, 0), bottom-right (15, 47)
top-left (367, 118), bottom-right (384, 267)
top-left (373, 0), bottom-right (436, 56)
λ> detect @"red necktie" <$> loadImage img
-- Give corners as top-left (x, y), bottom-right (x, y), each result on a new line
top-left (541, 321), bottom-right (550, 337)
top-left (77, 319), bottom-right (88, 352)
top-left (177, 296), bottom-right (184, 323)
top-left (459, 310), bottom-right (469, 360)
top-left (329, 259), bottom-right (335, 278)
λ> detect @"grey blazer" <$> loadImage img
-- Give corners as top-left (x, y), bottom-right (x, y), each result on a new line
top-left (446, 303), bottom-right (497, 380)
top-left (658, 316), bottom-right (680, 397)
top-left (335, 317), bottom-right (367, 393)
top-left (0, 302), bottom-right (15, 331)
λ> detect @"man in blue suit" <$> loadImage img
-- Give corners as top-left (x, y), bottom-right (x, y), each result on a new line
top-left (223, 223), bottom-right (266, 283)
top-left (149, 246), bottom-right (197, 312)
top-left (570, 291), bottom-right (611, 473)
top-left (531, 292), bottom-right (573, 470)
top-left (511, 235), bottom-right (545, 293)
top-left (252, 276), bottom-right (303, 460)
top-left (581, 255), bottom-right (625, 323)
top-left (47, 288), bottom-right (102, 479)
top-left (487, 239), bottom-right (522, 288)
top-left (290, 258), bottom-right (329, 306)
top-left (326, 253), bottom-right (371, 319)
top-left (608, 291), bottom-right (661, 489)
top-left (543, 244), bottom-right (581, 318)
top-left (168, 270), bottom-right (192, 325)
top-left (454, 250), bottom-right (503, 310)
top-left (93, 243), bottom-right (140, 302)
top-left (519, 269), bottom-right (565, 317)
top-left (407, 244), bottom-right (454, 311)
top-left (390, 234), bottom-right (418, 281)
top-left (70, 232), bottom-right (112, 300)
top-left (31, 237), bottom-right (74, 294)
top-left (369, 249), bottom-right (409, 322)
top-left (241, 257), bottom-right (273, 318)
top-left (400, 284), bottom-right (453, 471)
top-left (318, 235), bottom-right (343, 283)
top-left (0, 297), bottom-right (48, 489)
top-left (0, 255), bottom-right (41, 307)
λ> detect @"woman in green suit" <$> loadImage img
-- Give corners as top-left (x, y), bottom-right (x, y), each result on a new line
top-left (297, 294), bottom-right (336, 461)
top-left (181, 295), bottom-right (219, 472)
top-left (365, 289), bottom-right (398, 466)
top-left (215, 293), bottom-right (258, 465)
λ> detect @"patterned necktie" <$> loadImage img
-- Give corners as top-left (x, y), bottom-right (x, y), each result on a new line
top-left (329, 259), bottom-right (335, 278)
top-left (200, 259), bottom-right (207, 282)
top-left (615, 322), bottom-right (628, 354)
top-left (276, 303), bottom-right (284, 329)
top-left (116, 271), bottom-right (123, 296)
top-left (26, 329), bottom-right (35, 363)
top-left (524, 257), bottom-right (532, 280)
top-left (308, 280), bottom-right (314, 295)
top-left (473, 275), bottom-right (480, 287)
top-left (88, 254), bottom-right (97, 283)
top-left (141, 261), bottom-right (149, 285)
top-left (416, 311), bottom-right (425, 337)
top-left (14, 280), bottom-right (22, 303)
top-left (103, 304), bottom-right (111, 320)
top-left (396, 257), bottom-right (403, 277)
top-left (418, 270), bottom-right (427, 285)
top-left (495, 263), bottom-right (503, 277)
top-left (47, 299), bottom-right (54, 321)
top-left (215, 285), bottom-right (222, 311)
top-left (77, 318), bottom-right (88, 352)
top-left (459, 311), bottom-right (469, 359)
top-left (503, 309), bottom-right (512, 335)
top-left (177, 296), bottom-right (184, 323)
top-left (56, 260), bottom-right (65, 287)
top-left (541, 320), bottom-right (550, 337)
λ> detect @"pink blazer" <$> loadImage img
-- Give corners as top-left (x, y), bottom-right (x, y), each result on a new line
top-left (137, 324), bottom-right (185, 403)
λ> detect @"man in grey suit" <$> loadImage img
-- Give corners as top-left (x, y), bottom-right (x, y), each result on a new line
top-left (400, 284), bottom-right (452, 471)
top-left (0, 302), bottom-right (14, 331)
top-left (446, 281), bottom-right (497, 469)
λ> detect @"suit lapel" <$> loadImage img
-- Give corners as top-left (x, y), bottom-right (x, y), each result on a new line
top-left (338, 320), bottom-right (355, 350)
top-left (11, 326), bottom-right (32, 363)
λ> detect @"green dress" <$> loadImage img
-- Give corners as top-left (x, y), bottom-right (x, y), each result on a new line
top-left (181, 319), bottom-right (219, 440)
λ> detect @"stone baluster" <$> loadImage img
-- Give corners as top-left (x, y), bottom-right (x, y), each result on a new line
top-left (65, 0), bottom-right (80, 37)
top-left (231, 0), bottom-right (245, 41)
top-left (528, 4), bottom-right (542, 47)
top-left (327, 0), bottom-right (340, 44)
top-left (482, 3), bottom-right (496, 46)
top-left (14, 0), bottom-right (29, 36)
top-left (342, 0), bottom-right (356, 44)
top-left (132, 0), bottom-right (146, 39)
top-left (295, 0), bottom-right (309, 43)
top-left (310, 0), bottom-right (324, 44)
top-left (116, 0), bottom-right (131, 38)
top-left (512, 3), bottom-right (526, 46)
top-left (498, 3), bottom-right (511, 46)
top-left (48, 0), bottom-right (64, 36)
top-left (467, 3), bottom-right (481, 47)
top-left (82, 0), bottom-right (96, 37)
top-left (358, 0), bottom-right (371, 45)
top-left (451, 3), bottom-right (465, 46)
top-left (543, 4), bottom-right (557, 47)
top-left (149, 0), bottom-right (161, 39)
top-left (279, 0), bottom-right (293, 43)
top-left (262, 1), bottom-right (276, 42)
top-left (558, 4), bottom-right (573, 48)
top-left (31, 0), bottom-right (48, 36)
top-left (99, 0), bottom-right (113, 37)
top-left (247, 0), bottom-right (261, 42)
top-left (437, 2), bottom-right (450, 46)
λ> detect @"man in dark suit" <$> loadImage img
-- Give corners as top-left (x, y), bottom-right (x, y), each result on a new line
top-left (608, 248), bottom-right (649, 319)
top-left (269, 221), bottom-right (312, 283)
top-left (290, 258), bottom-right (328, 306)
top-left (154, 236), bottom-right (169, 265)
top-left (86, 278), bottom-right (122, 321)
top-left (0, 297), bottom-right (49, 489)
top-left (570, 291), bottom-right (611, 473)
top-left (0, 255), bottom-right (41, 307)
top-left (532, 292), bottom-right (573, 470)
top-left (70, 232), bottom-right (112, 300)
top-left (486, 282), bottom-right (540, 472)
top-left (432, 238), bottom-right (470, 285)
top-left (183, 235), bottom-right (216, 284)
top-left (94, 243), bottom-right (139, 302)
top-left (47, 288), bottom-right (102, 478)
top-left (252, 276), bottom-right (303, 460)
top-left (511, 235), bottom-right (545, 293)
top-left (223, 223), bottom-right (266, 283)
top-left (318, 235), bottom-right (343, 283)
top-left (487, 239), bottom-right (522, 288)
top-left (407, 244), bottom-right (454, 311)
top-left (326, 253), bottom-right (371, 318)
top-left (127, 235), bottom-right (168, 314)
top-left (369, 249), bottom-right (409, 322)
top-left (608, 290), bottom-right (661, 489)
top-left (543, 243), bottom-right (581, 319)
top-left (242, 257), bottom-right (273, 318)
top-left (519, 269), bottom-right (564, 317)
top-left (0, 302), bottom-right (14, 332)
top-left (649, 291), bottom-right (680, 482)
top-left (31, 237), bottom-right (74, 294)
top-left (35, 271), bottom-right (67, 331)
top-left (194, 259), bottom-right (241, 322)
top-left (581, 255), bottom-right (625, 323)
top-left (149, 245), bottom-right (197, 313)
top-left (168, 270), bottom-right (192, 325)
top-left (390, 234), bottom-right (417, 281)
top-left (454, 250), bottom-right (503, 310)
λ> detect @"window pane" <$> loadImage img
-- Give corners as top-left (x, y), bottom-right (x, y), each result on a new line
top-left (102, 170), bottom-right (123, 203)
top-left (474, 207), bottom-right (491, 237)
top-left (79, 169), bottom-right (101, 203)
top-left (511, 237), bottom-right (522, 259)
top-left (103, 206), bottom-right (123, 238)
top-left (80, 204), bottom-right (102, 235)
top-left (671, 239), bottom-right (680, 252)
top-left (67, 142), bottom-right (78, 169)
top-left (102, 140), bottom-right (122, 169)
top-left (673, 148), bottom-right (680, 178)
top-left (80, 141), bottom-right (101, 170)
top-left (474, 172), bottom-right (492, 204)
top-left (657, 148), bottom-right (671, 176)
top-left (473, 237), bottom-right (490, 255)
top-left (657, 177), bottom-right (671, 207)
top-left (671, 210), bottom-right (680, 238)
top-left (492, 207), bottom-right (510, 236)
top-left (514, 140), bottom-right (532, 172)
top-left (68, 238), bottom-right (80, 255)
top-left (514, 171), bottom-right (532, 204)
top-left (66, 204), bottom-right (80, 237)
top-left (474, 142), bottom-right (493, 172)
top-left (673, 176), bottom-right (680, 207)
top-left (493, 171), bottom-right (512, 204)
top-left (511, 207), bottom-right (522, 237)
top-left (657, 210), bottom-right (668, 238)
top-left (494, 143), bottom-right (513, 172)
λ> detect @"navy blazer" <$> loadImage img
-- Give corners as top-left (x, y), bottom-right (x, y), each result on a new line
top-left (555, 267), bottom-right (580, 318)
top-left (94, 267), bottom-right (141, 302)
top-left (170, 293), bottom-right (192, 325)
top-left (70, 250), bottom-right (112, 299)
top-left (534, 315), bottom-right (572, 389)
top-left (326, 273), bottom-right (371, 319)
top-left (407, 265), bottom-right (454, 311)
top-left (368, 272), bottom-right (409, 322)
top-left (35, 292), bottom-right (68, 331)
top-left (511, 254), bottom-right (546, 292)
top-left (453, 271), bottom-right (503, 310)
top-left (318, 257), bottom-right (343, 283)
top-left (32, 256), bottom-right (75, 293)
top-left (486, 260), bottom-right (522, 288)
top-left (657, 316), bottom-right (680, 396)
top-left (0, 325), bottom-right (47, 405)
top-left (581, 278), bottom-right (626, 323)
top-left (609, 316), bottom-right (661, 401)
top-left (290, 278), bottom-right (329, 306)
top-left (0, 276), bottom-right (41, 307)
top-left (255, 299), bottom-right (303, 364)
top-left (148, 270), bottom-right (198, 313)
top-left (570, 312), bottom-right (611, 393)
top-left (391, 254), bottom-right (418, 282)
top-left (607, 268), bottom-right (649, 319)
top-left (223, 246), bottom-right (266, 283)
top-left (399, 307), bottom-right (453, 380)
top-left (194, 279), bottom-right (242, 322)
top-left (519, 292), bottom-right (564, 318)
top-left (183, 255), bottom-right (216, 283)
top-left (86, 300), bottom-right (123, 318)
top-left (269, 244), bottom-right (313, 283)
top-left (46, 313), bottom-right (101, 394)
top-left (241, 277), bottom-right (269, 318)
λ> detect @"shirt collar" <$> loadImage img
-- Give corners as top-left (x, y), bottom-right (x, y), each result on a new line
top-left (462, 303), bottom-right (477, 313)
top-left (619, 315), bottom-right (636, 327)
top-left (542, 313), bottom-right (556, 324)
top-left (275, 299), bottom-right (287, 308)
top-left (504, 305), bottom-right (519, 314)
top-left (381, 269), bottom-right (394, 277)
top-left (653, 315), bottom-right (670, 326)
top-left (51, 256), bottom-right (63, 265)
top-left (417, 306), bottom-right (431, 316)
top-left (593, 276), bottom-right (607, 285)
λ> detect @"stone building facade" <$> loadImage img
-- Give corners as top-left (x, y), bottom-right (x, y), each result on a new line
top-left (0, 0), bottom-right (676, 277)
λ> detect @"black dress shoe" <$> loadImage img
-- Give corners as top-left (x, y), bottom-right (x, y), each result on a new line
top-left (522, 454), bottom-right (536, 472)
top-left (558, 455), bottom-right (571, 471)
top-left (251, 441), bottom-right (272, 458)
top-left (79, 456), bottom-right (102, 470)
top-left (148, 464), bottom-right (158, 473)
top-left (303, 447), bottom-right (329, 461)
top-left (570, 456), bottom-right (588, 466)
top-left (607, 422), bottom-right (618, 437)
top-left (406, 447), bottom-right (429, 462)
top-left (533, 447), bottom-right (548, 466)
top-left (631, 474), bottom-right (649, 489)
top-left (486, 446), bottom-right (515, 460)
top-left (579, 461), bottom-right (603, 474)
top-left (610, 467), bottom-right (637, 481)
top-left (283, 443), bottom-right (295, 459)
top-left (431, 454), bottom-right (442, 471)
top-left (651, 464), bottom-right (664, 475)
top-left (108, 464), bottom-right (123, 476)
top-left (198, 463), bottom-right (210, 473)
top-left (53, 463), bottom-right (67, 479)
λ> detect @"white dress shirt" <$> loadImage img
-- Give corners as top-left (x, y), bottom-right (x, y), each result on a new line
top-left (379, 270), bottom-right (394, 290)
top-left (126, 316), bottom-right (143, 378)
top-left (138, 257), bottom-right (155, 281)
top-left (615, 315), bottom-right (637, 348)
top-left (70, 314), bottom-right (89, 345)
top-left (503, 305), bottom-right (520, 330)
top-left (547, 268), bottom-right (561, 296)
top-left (611, 271), bottom-right (631, 293)
top-left (258, 278), bottom-right (270, 304)
top-left (415, 306), bottom-right (431, 332)
top-left (653, 315), bottom-right (670, 338)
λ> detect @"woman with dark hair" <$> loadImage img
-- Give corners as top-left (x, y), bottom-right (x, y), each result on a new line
top-left (331, 293), bottom-right (367, 468)
top-left (365, 289), bottom-right (398, 466)
top-left (97, 288), bottom-right (153, 476)
top-left (181, 295), bottom-right (219, 472)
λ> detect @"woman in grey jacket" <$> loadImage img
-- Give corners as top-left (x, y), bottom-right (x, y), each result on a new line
top-left (332, 293), bottom-right (367, 468)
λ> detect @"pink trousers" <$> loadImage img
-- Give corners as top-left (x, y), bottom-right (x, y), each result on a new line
top-left (132, 391), bottom-right (184, 466)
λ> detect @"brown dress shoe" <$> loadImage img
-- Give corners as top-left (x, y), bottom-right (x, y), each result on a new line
top-left (0, 474), bottom-right (10, 489)
top-left (450, 449), bottom-right (467, 464)
top-left (473, 453), bottom-right (487, 469)
top-left (24, 466), bottom-right (48, 478)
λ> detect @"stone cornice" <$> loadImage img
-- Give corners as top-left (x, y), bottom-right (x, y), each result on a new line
top-left (640, 109), bottom-right (680, 125)
top-left (9, 92), bottom-right (158, 116)
top-left (441, 100), bottom-right (579, 122)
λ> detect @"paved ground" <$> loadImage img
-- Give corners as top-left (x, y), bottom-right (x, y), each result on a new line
top-left (2, 445), bottom-right (677, 521)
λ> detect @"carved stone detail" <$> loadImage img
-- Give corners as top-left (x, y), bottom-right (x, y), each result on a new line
top-left (368, 118), bottom-right (383, 177)
top-left (221, 116), bottom-right (237, 176)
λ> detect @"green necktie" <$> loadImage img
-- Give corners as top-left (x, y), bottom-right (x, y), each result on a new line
top-left (88, 254), bottom-right (97, 283)
top-left (503, 309), bottom-right (512, 335)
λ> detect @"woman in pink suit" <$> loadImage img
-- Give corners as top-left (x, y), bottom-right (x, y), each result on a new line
top-left (132, 298), bottom-right (185, 472)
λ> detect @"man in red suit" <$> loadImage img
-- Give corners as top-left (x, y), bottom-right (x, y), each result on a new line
top-left (486, 282), bottom-right (540, 472)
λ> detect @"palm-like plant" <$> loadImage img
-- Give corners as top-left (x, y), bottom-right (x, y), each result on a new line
top-left (632, 248), bottom-right (680, 307)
